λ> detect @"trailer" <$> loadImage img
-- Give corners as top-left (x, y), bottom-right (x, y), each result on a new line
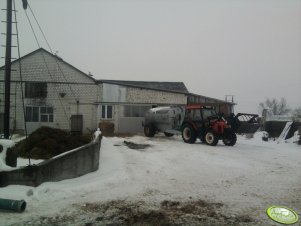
top-left (143, 106), bottom-right (185, 137)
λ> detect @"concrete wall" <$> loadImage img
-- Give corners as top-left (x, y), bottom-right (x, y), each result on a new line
top-left (0, 134), bottom-right (102, 187)
top-left (0, 49), bottom-right (100, 134)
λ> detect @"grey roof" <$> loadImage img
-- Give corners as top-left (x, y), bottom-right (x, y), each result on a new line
top-left (0, 48), bottom-right (96, 83)
top-left (188, 93), bottom-right (236, 105)
top-left (97, 80), bottom-right (189, 94)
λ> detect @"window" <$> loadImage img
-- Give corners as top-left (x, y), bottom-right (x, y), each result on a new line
top-left (124, 105), bottom-right (151, 117)
top-left (202, 109), bottom-right (217, 119)
top-left (25, 106), bottom-right (39, 122)
top-left (191, 109), bottom-right (202, 121)
top-left (101, 105), bottom-right (113, 119)
top-left (25, 82), bottom-right (47, 98)
top-left (25, 106), bottom-right (54, 122)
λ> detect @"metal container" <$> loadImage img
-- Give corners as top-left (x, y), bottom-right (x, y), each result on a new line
top-left (144, 106), bottom-right (185, 135)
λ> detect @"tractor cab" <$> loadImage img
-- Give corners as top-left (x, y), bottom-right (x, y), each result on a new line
top-left (185, 105), bottom-right (217, 123)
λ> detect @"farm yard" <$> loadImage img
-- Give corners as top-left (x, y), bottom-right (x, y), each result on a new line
top-left (0, 133), bottom-right (300, 225)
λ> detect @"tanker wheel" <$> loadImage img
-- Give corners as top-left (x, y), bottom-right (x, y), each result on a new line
top-left (164, 132), bottom-right (174, 137)
top-left (182, 124), bottom-right (197, 144)
top-left (144, 125), bottom-right (155, 137)
top-left (205, 130), bottom-right (218, 146)
top-left (223, 132), bottom-right (237, 146)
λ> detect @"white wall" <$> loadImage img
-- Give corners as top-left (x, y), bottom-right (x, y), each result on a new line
top-left (0, 49), bottom-right (100, 134)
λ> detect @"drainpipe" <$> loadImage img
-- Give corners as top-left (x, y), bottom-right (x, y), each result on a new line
top-left (0, 198), bottom-right (26, 212)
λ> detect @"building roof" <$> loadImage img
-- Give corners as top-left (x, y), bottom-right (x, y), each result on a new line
top-left (97, 79), bottom-right (189, 94)
top-left (0, 48), bottom-right (96, 83)
top-left (188, 92), bottom-right (236, 105)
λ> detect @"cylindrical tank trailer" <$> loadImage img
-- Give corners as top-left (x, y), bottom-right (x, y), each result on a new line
top-left (143, 106), bottom-right (185, 137)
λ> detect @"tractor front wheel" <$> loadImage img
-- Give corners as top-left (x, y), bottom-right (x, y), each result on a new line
top-left (144, 125), bottom-right (156, 137)
top-left (223, 132), bottom-right (237, 146)
top-left (182, 124), bottom-right (197, 144)
top-left (205, 130), bottom-right (218, 146)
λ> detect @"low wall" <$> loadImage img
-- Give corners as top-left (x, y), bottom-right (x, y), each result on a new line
top-left (0, 133), bottom-right (102, 187)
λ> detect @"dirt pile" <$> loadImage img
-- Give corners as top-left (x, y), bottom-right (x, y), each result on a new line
top-left (31, 199), bottom-right (256, 226)
top-left (14, 126), bottom-right (91, 159)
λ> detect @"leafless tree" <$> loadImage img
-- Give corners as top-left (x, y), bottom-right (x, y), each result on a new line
top-left (293, 107), bottom-right (301, 118)
top-left (259, 97), bottom-right (291, 115)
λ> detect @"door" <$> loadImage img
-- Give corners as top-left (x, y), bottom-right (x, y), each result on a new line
top-left (71, 115), bottom-right (83, 134)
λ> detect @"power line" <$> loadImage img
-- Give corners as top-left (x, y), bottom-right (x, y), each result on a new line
top-left (26, 2), bottom-right (78, 102)
top-left (28, 3), bottom-right (52, 53)
top-left (24, 7), bottom-right (71, 127)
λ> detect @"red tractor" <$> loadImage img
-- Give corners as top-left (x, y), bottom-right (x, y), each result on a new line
top-left (181, 105), bottom-right (258, 146)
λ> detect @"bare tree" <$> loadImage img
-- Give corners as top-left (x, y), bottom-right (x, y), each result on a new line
top-left (293, 107), bottom-right (301, 118)
top-left (259, 98), bottom-right (291, 115)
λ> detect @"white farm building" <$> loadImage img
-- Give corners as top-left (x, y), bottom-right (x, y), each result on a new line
top-left (0, 48), bottom-right (234, 135)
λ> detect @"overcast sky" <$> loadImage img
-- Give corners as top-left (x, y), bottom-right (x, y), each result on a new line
top-left (1, 0), bottom-right (300, 113)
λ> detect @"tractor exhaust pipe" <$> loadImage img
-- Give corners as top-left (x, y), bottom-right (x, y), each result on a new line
top-left (0, 198), bottom-right (26, 212)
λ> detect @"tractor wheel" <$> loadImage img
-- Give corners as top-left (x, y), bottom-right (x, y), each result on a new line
top-left (182, 124), bottom-right (197, 144)
top-left (144, 125), bottom-right (155, 137)
top-left (205, 130), bottom-right (218, 146)
top-left (164, 132), bottom-right (174, 137)
top-left (223, 132), bottom-right (237, 146)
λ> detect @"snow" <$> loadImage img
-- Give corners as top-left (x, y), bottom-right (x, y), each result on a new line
top-left (0, 134), bottom-right (300, 225)
top-left (0, 138), bottom-right (44, 171)
top-left (0, 139), bottom-right (15, 171)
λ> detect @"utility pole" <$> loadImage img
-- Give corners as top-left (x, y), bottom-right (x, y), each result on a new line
top-left (4, 0), bottom-right (12, 139)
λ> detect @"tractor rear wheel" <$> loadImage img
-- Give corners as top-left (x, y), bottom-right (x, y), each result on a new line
top-left (164, 132), bottom-right (174, 137)
top-left (205, 130), bottom-right (218, 146)
top-left (144, 125), bottom-right (156, 137)
top-left (182, 124), bottom-right (197, 144)
top-left (223, 132), bottom-right (237, 146)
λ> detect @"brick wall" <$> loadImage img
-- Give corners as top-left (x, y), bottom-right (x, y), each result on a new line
top-left (126, 87), bottom-right (187, 105)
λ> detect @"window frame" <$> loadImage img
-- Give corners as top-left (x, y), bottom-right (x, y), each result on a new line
top-left (101, 105), bottom-right (113, 119)
top-left (25, 106), bottom-right (54, 122)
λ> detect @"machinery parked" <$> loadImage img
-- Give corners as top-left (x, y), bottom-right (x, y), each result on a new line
top-left (143, 105), bottom-right (259, 146)
top-left (143, 106), bottom-right (184, 137)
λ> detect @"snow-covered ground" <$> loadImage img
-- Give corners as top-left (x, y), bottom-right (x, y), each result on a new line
top-left (0, 134), bottom-right (300, 225)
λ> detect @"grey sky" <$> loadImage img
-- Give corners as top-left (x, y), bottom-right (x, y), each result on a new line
top-left (1, 0), bottom-right (301, 113)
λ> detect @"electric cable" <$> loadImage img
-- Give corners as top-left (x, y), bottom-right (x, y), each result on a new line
top-left (27, 2), bottom-right (78, 101)
top-left (24, 7), bottom-right (71, 127)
